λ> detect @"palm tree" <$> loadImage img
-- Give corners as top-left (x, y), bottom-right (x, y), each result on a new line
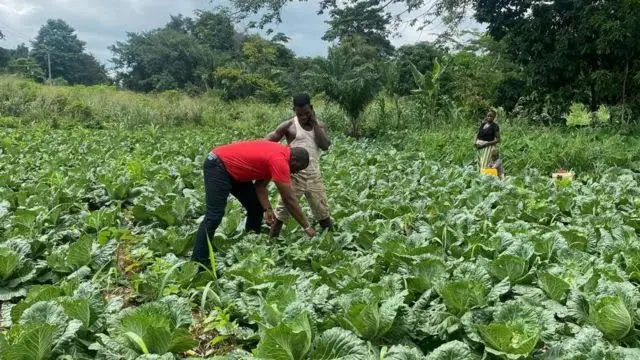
top-left (306, 37), bottom-right (382, 138)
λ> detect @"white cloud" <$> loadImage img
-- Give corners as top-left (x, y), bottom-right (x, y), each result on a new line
top-left (0, 0), bottom-right (38, 16)
top-left (0, 0), bottom-right (484, 65)
top-left (0, 0), bottom-right (215, 64)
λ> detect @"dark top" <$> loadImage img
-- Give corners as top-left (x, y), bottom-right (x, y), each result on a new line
top-left (477, 122), bottom-right (499, 142)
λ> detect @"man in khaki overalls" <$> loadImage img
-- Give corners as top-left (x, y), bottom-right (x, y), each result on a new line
top-left (266, 93), bottom-right (332, 237)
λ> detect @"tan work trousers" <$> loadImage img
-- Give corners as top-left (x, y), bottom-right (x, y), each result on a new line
top-left (274, 169), bottom-right (330, 222)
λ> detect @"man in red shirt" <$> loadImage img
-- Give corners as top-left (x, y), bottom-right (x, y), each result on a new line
top-left (192, 139), bottom-right (316, 264)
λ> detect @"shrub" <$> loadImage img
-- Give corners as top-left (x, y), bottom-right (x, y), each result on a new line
top-left (565, 103), bottom-right (591, 126)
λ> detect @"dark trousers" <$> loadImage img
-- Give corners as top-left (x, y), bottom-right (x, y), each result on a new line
top-left (191, 153), bottom-right (263, 263)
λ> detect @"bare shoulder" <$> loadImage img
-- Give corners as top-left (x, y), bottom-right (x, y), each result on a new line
top-left (267, 119), bottom-right (294, 141)
top-left (275, 119), bottom-right (294, 133)
top-left (281, 118), bottom-right (297, 139)
top-left (280, 118), bottom-right (294, 128)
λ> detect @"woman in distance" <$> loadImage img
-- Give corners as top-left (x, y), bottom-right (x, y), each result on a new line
top-left (474, 109), bottom-right (501, 172)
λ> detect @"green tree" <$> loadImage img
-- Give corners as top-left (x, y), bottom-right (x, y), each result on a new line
top-left (0, 44), bottom-right (30, 69)
top-left (31, 19), bottom-right (107, 85)
top-left (72, 53), bottom-right (110, 85)
top-left (473, 0), bottom-right (640, 116)
top-left (322, 0), bottom-right (394, 57)
top-left (166, 14), bottom-right (195, 34)
top-left (225, 0), bottom-right (451, 30)
top-left (0, 48), bottom-right (8, 68)
top-left (193, 10), bottom-right (237, 52)
top-left (7, 57), bottom-right (44, 80)
top-left (212, 65), bottom-right (285, 102)
top-left (240, 34), bottom-right (294, 71)
top-left (211, 34), bottom-right (294, 102)
top-left (110, 28), bottom-right (212, 92)
top-left (433, 33), bottom-right (524, 117)
top-left (281, 56), bottom-right (327, 95)
top-left (241, 35), bottom-right (279, 70)
top-left (225, 0), bottom-right (476, 30)
top-left (393, 42), bottom-right (444, 96)
top-left (13, 44), bottom-right (29, 58)
top-left (307, 35), bottom-right (383, 137)
top-left (407, 56), bottom-right (459, 126)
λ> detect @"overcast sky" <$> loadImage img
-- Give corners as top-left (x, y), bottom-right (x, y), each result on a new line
top-left (0, 0), bottom-right (483, 67)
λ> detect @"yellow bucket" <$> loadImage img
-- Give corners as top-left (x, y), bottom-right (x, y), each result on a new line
top-left (481, 168), bottom-right (498, 177)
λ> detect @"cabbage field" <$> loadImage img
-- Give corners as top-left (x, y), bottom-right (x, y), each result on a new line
top-left (1, 128), bottom-right (640, 360)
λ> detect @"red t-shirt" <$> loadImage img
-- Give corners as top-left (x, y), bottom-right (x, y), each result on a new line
top-left (212, 140), bottom-right (291, 183)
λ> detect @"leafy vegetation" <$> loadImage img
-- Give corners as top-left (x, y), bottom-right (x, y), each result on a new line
top-left (2, 1), bottom-right (640, 358)
top-left (2, 120), bottom-right (640, 359)
top-left (1, 75), bottom-right (640, 174)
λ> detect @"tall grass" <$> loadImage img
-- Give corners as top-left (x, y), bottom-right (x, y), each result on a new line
top-left (402, 125), bottom-right (640, 174)
top-left (1, 75), bottom-right (638, 175)
top-left (0, 76), bottom-right (290, 131)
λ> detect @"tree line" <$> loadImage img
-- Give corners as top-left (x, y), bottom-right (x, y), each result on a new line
top-left (0, 20), bottom-right (108, 86)
top-left (1, 0), bottom-right (640, 128)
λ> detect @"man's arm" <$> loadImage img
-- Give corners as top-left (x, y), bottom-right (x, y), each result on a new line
top-left (266, 120), bottom-right (292, 142)
top-left (274, 181), bottom-right (311, 230)
top-left (312, 120), bottom-right (331, 151)
top-left (255, 179), bottom-right (275, 225)
top-left (254, 180), bottom-right (272, 211)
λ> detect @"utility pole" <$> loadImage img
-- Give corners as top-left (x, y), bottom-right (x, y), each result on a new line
top-left (47, 51), bottom-right (52, 84)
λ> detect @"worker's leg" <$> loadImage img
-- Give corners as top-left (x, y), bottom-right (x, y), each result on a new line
top-left (270, 195), bottom-right (289, 237)
top-left (270, 174), bottom-right (306, 237)
top-left (306, 172), bottom-right (332, 231)
top-left (319, 217), bottom-right (333, 230)
top-left (231, 181), bottom-right (264, 233)
top-left (192, 155), bottom-right (231, 264)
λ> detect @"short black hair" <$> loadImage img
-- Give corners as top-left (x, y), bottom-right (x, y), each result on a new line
top-left (293, 93), bottom-right (311, 108)
top-left (290, 147), bottom-right (310, 171)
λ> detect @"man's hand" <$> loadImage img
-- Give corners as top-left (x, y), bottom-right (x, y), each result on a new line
top-left (305, 227), bottom-right (316, 237)
top-left (264, 209), bottom-right (276, 226)
top-left (310, 109), bottom-right (331, 150)
top-left (308, 112), bottom-right (318, 127)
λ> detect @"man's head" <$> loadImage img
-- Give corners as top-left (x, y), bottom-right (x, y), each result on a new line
top-left (485, 109), bottom-right (497, 123)
top-left (289, 147), bottom-right (310, 173)
top-left (293, 93), bottom-right (313, 125)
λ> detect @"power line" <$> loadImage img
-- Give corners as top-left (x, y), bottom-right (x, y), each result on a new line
top-left (0, 27), bottom-right (31, 43)
top-left (0, 18), bottom-right (33, 43)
